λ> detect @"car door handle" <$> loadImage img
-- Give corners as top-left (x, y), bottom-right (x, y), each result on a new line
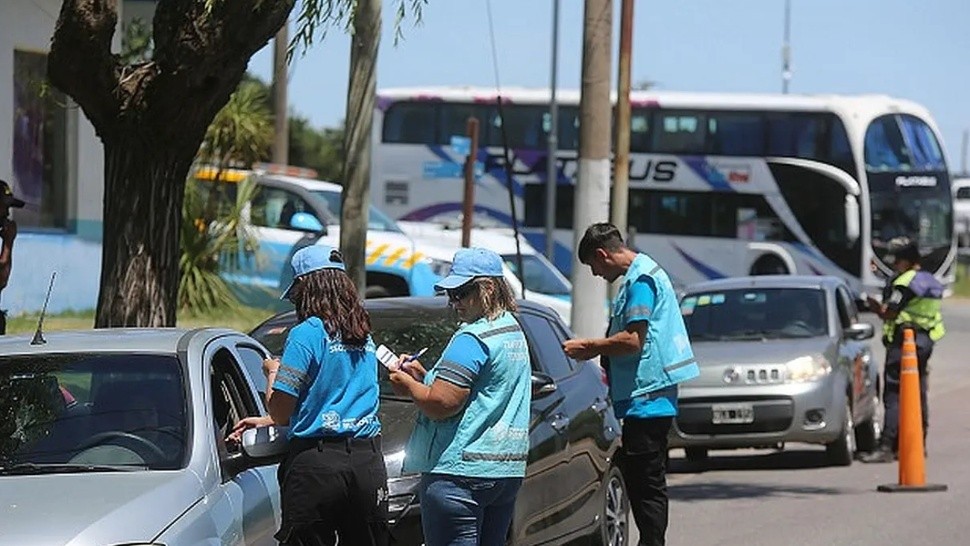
top-left (550, 413), bottom-right (570, 433)
top-left (591, 399), bottom-right (609, 414)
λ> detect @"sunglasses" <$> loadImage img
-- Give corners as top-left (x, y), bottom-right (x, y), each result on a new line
top-left (446, 282), bottom-right (478, 303)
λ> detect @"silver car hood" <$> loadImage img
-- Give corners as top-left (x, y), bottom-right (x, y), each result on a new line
top-left (689, 337), bottom-right (833, 388)
top-left (0, 470), bottom-right (205, 545)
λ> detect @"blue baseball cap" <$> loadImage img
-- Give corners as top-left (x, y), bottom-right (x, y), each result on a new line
top-left (280, 245), bottom-right (346, 300)
top-left (434, 247), bottom-right (505, 291)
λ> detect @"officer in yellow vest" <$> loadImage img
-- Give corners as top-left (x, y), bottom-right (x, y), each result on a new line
top-left (861, 237), bottom-right (945, 463)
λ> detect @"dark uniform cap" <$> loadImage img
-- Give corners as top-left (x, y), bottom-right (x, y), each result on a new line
top-left (0, 180), bottom-right (25, 208)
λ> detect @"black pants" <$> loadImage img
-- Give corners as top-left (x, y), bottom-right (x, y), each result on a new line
top-left (617, 417), bottom-right (672, 546)
top-left (882, 332), bottom-right (933, 451)
top-left (276, 436), bottom-right (389, 546)
top-left (0, 309), bottom-right (6, 335)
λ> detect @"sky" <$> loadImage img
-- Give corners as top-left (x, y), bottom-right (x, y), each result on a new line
top-left (249, 0), bottom-right (970, 172)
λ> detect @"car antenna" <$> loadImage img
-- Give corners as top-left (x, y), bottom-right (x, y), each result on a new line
top-left (30, 272), bottom-right (56, 346)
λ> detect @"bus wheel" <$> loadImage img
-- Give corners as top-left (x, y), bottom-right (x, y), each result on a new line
top-left (750, 255), bottom-right (789, 275)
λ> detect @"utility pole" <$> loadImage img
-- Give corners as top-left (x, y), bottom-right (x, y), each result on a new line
top-left (782, 0), bottom-right (792, 94)
top-left (610, 0), bottom-right (633, 299)
top-left (272, 21), bottom-right (289, 164)
top-left (571, 0), bottom-right (612, 339)
top-left (461, 117), bottom-right (480, 247)
top-left (545, 0), bottom-right (560, 261)
top-left (341, 0), bottom-right (381, 294)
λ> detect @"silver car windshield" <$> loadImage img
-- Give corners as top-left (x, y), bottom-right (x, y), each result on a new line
top-left (0, 354), bottom-right (187, 473)
top-left (681, 287), bottom-right (828, 341)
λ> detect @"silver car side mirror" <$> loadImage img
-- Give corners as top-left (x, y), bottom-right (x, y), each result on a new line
top-left (241, 425), bottom-right (289, 462)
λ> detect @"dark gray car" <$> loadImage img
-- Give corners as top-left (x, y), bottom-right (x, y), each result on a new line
top-left (250, 297), bottom-right (628, 546)
top-left (670, 275), bottom-right (880, 466)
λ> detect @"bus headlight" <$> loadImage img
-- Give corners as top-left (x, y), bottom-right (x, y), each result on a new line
top-left (785, 355), bottom-right (832, 382)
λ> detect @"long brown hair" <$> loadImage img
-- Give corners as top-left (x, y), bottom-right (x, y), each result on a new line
top-left (290, 268), bottom-right (371, 346)
top-left (473, 277), bottom-right (518, 320)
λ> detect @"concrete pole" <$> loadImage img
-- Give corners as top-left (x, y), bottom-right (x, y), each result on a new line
top-left (571, 0), bottom-right (612, 339)
top-left (272, 22), bottom-right (289, 165)
top-left (545, 0), bottom-right (560, 261)
top-left (341, 0), bottom-right (381, 294)
top-left (610, 0), bottom-right (633, 300)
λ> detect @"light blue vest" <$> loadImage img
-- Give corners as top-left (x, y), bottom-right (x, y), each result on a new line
top-left (402, 312), bottom-right (531, 478)
top-left (608, 254), bottom-right (699, 407)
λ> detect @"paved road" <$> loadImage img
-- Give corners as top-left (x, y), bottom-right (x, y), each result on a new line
top-left (627, 300), bottom-right (970, 546)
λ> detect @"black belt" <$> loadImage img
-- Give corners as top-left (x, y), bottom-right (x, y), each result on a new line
top-left (289, 435), bottom-right (382, 453)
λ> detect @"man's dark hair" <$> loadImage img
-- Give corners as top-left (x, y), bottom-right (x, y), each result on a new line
top-left (578, 222), bottom-right (625, 264)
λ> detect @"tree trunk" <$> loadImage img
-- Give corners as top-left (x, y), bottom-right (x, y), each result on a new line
top-left (95, 139), bottom-right (192, 327)
top-left (46, 0), bottom-right (295, 327)
top-left (341, 0), bottom-right (381, 294)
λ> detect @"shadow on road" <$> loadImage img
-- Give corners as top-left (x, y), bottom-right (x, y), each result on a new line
top-left (668, 479), bottom-right (847, 502)
top-left (669, 448), bottom-right (834, 474)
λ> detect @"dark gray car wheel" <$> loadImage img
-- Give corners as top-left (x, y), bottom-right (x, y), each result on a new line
top-left (596, 466), bottom-right (629, 546)
top-left (825, 398), bottom-right (855, 466)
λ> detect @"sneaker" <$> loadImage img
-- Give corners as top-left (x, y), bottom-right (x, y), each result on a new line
top-left (860, 448), bottom-right (896, 464)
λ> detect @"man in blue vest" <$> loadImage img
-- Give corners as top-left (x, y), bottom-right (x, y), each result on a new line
top-left (861, 237), bottom-right (945, 463)
top-left (564, 223), bottom-right (699, 546)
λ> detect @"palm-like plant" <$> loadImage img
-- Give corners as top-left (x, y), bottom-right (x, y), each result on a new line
top-left (179, 81), bottom-right (273, 314)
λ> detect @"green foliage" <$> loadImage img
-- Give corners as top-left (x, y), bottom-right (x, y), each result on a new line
top-left (120, 17), bottom-right (154, 64)
top-left (178, 175), bottom-right (263, 313)
top-left (289, 116), bottom-right (345, 182)
top-left (180, 80), bottom-right (275, 314)
top-left (238, 73), bottom-right (345, 180)
top-left (198, 81), bottom-right (274, 168)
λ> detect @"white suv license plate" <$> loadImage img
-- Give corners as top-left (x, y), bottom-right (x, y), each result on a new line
top-left (711, 403), bottom-right (755, 424)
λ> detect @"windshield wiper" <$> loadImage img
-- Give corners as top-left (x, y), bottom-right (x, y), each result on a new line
top-left (0, 462), bottom-right (148, 475)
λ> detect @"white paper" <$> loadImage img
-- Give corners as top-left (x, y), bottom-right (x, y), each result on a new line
top-left (376, 344), bottom-right (399, 370)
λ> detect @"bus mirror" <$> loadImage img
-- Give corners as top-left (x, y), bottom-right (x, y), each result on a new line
top-left (844, 195), bottom-right (860, 245)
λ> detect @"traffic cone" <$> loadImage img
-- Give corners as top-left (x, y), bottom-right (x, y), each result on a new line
top-left (877, 327), bottom-right (947, 493)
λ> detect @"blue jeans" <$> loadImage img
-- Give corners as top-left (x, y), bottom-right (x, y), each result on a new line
top-left (418, 473), bottom-right (523, 546)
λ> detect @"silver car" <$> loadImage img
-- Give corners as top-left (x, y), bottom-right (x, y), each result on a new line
top-left (669, 276), bottom-right (880, 466)
top-left (0, 328), bottom-right (286, 545)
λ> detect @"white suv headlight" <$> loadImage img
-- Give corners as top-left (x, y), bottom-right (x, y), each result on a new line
top-left (426, 258), bottom-right (452, 278)
top-left (785, 355), bottom-right (832, 382)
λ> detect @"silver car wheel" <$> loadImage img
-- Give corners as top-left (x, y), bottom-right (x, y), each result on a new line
top-left (601, 467), bottom-right (629, 546)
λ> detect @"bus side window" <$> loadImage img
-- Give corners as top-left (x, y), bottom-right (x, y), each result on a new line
top-left (653, 111), bottom-right (706, 154)
top-left (383, 102), bottom-right (437, 144)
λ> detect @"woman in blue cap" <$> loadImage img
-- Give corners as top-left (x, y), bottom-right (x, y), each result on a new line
top-left (389, 247), bottom-right (531, 546)
top-left (231, 245), bottom-right (388, 545)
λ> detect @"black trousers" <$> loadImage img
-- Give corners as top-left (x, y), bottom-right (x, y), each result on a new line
top-left (617, 417), bottom-right (672, 546)
top-left (276, 436), bottom-right (389, 546)
top-left (0, 309), bottom-right (6, 335)
top-left (882, 332), bottom-right (933, 451)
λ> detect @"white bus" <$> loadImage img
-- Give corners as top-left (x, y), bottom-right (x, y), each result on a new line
top-left (370, 87), bottom-right (956, 295)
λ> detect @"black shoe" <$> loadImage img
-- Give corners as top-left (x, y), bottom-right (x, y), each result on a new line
top-left (860, 448), bottom-right (896, 464)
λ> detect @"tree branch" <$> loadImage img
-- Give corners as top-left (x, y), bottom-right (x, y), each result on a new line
top-left (48, 0), bottom-right (122, 134)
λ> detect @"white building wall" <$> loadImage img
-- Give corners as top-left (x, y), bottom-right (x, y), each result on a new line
top-left (0, 0), bottom-right (127, 314)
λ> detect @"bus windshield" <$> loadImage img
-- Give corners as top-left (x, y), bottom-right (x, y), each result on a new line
top-left (864, 115), bottom-right (952, 270)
